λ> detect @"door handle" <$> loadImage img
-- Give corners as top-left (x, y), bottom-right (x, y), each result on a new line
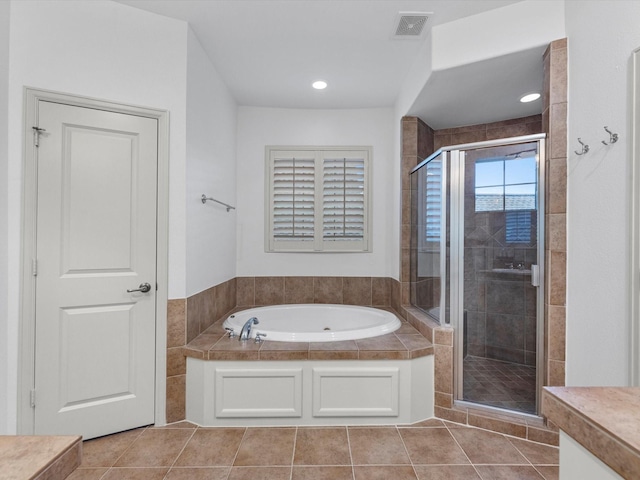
top-left (127, 283), bottom-right (152, 293)
top-left (531, 265), bottom-right (539, 287)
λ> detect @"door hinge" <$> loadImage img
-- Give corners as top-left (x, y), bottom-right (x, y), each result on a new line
top-left (32, 126), bottom-right (46, 148)
top-left (32, 258), bottom-right (37, 276)
top-left (30, 389), bottom-right (36, 408)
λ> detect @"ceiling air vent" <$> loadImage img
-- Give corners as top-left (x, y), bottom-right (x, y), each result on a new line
top-left (394, 12), bottom-right (430, 38)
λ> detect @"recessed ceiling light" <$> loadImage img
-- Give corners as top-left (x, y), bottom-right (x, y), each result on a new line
top-left (312, 80), bottom-right (327, 90)
top-left (520, 92), bottom-right (541, 103)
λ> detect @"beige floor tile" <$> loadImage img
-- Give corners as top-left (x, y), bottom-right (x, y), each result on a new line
top-left (292, 465), bottom-right (354, 480)
top-left (348, 427), bottom-right (411, 465)
top-left (174, 427), bottom-right (246, 466)
top-left (294, 427), bottom-right (351, 465)
top-left (353, 465), bottom-right (418, 480)
top-left (474, 465), bottom-right (546, 479)
top-left (101, 467), bottom-right (169, 479)
top-left (80, 428), bottom-right (146, 467)
top-left (399, 427), bottom-right (470, 465)
top-left (152, 421), bottom-right (198, 429)
top-left (65, 468), bottom-right (109, 480)
top-left (234, 428), bottom-right (296, 466)
top-left (70, 416), bottom-right (562, 480)
top-left (228, 466), bottom-right (293, 480)
top-left (508, 437), bottom-right (559, 465)
top-left (413, 465), bottom-right (481, 479)
top-left (114, 428), bottom-right (195, 467)
top-left (403, 418), bottom-right (446, 428)
top-left (165, 466), bottom-right (230, 479)
top-left (449, 428), bottom-right (528, 465)
top-left (535, 465), bottom-right (560, 480)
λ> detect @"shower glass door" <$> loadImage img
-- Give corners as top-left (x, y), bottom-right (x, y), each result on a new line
top-left (457, 139), bottom-right (544, 415)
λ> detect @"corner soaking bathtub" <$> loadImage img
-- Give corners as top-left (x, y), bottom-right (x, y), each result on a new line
top-left (222, 304), bottom-right (401, 342)
top-left (186, 304), bottom-right (433, 427)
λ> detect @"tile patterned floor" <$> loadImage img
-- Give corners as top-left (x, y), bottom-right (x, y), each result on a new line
top-left (463, 356), bottom-right (537, 414)
top-left (67, 419), bottom-right (558, 480)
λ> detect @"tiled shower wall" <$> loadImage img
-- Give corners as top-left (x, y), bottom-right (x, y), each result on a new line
top-left (399, 38), bottom-right (566, 442)
top-left (542, 38), bottom-right (567, 387)
top-left (165, 276), bottom-right (393, 422)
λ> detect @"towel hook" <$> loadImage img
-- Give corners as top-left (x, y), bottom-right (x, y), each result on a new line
top-left (574, 138), bottom-right (589, 156)
top-left (601, 126), bottom-right (619, 146)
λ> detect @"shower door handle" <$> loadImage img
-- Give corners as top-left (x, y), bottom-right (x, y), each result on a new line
top-left (531, 265), bottom-right (540, 287)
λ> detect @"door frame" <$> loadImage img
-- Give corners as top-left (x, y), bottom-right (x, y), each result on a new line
top-left (632, 46), bottom-right (640, 386)
top-left (17, 87), bottom-right (170, 434)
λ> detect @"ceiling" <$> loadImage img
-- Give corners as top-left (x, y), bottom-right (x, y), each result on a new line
top-left (115, 0), bottom-right (542, 129)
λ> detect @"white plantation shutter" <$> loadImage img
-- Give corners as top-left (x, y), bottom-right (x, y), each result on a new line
top-left (505, 210), bottom-right (532, 243)
top-left (424, 159), bottom-right (442, 243)
top-left (272, 156), bottom-right (315, 241)
top-left (267, 147), bottom-right (370, 252)
top-left (322, 156), bottom-right (365, 241)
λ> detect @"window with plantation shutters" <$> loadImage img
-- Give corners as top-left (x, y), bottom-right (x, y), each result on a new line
top-left (272, 155), bottom-right (315, 242)
top-left (266, 147), bottom-right (371, 252)
top-left (323, 157), bottom-right (365, 241)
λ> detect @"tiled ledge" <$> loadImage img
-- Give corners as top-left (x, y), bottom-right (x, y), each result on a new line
top-left (182, 310), bottom-right (433, 362)
top-left (0, 435), bottom-right (82, 480)
top-left (543, 387), bottom-right (640, 478)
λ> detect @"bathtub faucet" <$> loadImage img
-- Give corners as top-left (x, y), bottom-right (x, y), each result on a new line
top-left (239, 317), bottom-right (259, 341)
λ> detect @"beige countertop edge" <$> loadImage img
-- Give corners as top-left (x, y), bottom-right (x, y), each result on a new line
top-left (542, 387), bottom-right (640, 479)
top-left (0, 435), bottom-right (82, 480)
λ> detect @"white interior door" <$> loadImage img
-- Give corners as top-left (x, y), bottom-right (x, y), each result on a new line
top-left (33, 100), bottom-right (158, 439)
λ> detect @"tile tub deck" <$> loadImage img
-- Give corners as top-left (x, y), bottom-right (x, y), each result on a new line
top-left (182, 316), bottom-right (434, 361)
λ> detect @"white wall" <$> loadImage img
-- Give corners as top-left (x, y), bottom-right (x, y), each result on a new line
top-left (431, 0), bottom-right (565, 71)
top-left (0, 0), bottom-right (11, 436)
top-left (4, 0), bottom-right (189, 433)
top-left (186, 29), bottom-right (237, 297)
top-left (236, 107), bottom-right (394, 277)
top-left (565, 0), bottom-right (640, 385)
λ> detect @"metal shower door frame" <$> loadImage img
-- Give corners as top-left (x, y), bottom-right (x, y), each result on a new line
top-left (449, 134), bottom-right (546, 417)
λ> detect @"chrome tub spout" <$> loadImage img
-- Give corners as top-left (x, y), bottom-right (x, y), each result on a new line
top-left (239, 317), bottom-right (259, 341)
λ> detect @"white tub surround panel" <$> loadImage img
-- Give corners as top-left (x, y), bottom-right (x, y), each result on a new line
top-left (186, 357), bottom-right (433, 427)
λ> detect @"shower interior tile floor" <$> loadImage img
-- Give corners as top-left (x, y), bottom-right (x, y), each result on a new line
top-left (463, 356), bottom-right (537, 414)
top-left (67, 419), bottom-right (558, 480)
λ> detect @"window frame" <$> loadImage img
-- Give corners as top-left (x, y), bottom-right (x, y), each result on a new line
top-left (474, 156), bottom-right (537, 213)
top-left (265, 145), bottom-right (372, 253)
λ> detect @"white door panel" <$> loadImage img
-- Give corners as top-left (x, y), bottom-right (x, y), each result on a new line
top-left (34, 101), bottom-right (158, 439)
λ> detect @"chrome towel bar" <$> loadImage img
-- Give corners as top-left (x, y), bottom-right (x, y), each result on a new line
top-left (201, 194), bottom-right (235, 212)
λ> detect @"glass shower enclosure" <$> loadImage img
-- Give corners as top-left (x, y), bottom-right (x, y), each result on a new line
top-left (410, 134), bottom-right (545, 416)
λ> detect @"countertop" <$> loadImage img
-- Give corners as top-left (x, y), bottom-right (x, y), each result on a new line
top-left (542, 386), bottom-right (640, 479)
top-left (0, 435), bottom-right (82, 480)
